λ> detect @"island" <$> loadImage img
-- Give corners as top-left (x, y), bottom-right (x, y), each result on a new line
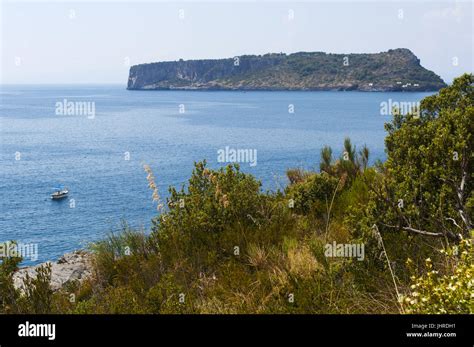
top-left (127, 49), bottom-right (446, 92)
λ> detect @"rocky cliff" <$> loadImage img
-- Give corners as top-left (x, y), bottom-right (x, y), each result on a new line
top-left (13, 251), bottom-right (92, 292)
top-left (127, 49), bottom-right (446, 92)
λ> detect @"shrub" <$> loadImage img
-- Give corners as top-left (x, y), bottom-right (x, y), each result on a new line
top-left (18, 263), bottom-right (53, 314)
top-left (0, 242), bottom-right (22, 313)
top-left (402, 239), bottom-right (474, 314)
top-left (286, 172), bottom-right (342, 216)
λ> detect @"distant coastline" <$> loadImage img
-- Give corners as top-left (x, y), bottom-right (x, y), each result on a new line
top-left (127, 49), bottom-right (446, 92)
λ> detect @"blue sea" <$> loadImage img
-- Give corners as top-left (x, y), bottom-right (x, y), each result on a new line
top-left (0, 85), bottom-right (433, 264)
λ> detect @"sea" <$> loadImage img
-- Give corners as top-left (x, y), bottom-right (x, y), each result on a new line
top-left (0, 85), bottom-right (434, 264)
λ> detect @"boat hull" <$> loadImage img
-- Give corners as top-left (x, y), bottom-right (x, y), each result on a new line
top-left (51, 195), bottom-right (68, 200)
top-left (51, 190), bottom-right (69, 200)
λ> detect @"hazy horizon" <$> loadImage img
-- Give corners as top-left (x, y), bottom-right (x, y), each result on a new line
top-left (1, 1), bottom-right (472, 85)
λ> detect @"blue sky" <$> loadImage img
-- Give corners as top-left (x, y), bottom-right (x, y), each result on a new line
top-left (1, 0), bottom-right (472, 84)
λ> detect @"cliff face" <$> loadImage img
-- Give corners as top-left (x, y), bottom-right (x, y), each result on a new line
top-left (13, 251), bottom-right (92, 292)
top-left (127, 49), bottom-right (446, 91)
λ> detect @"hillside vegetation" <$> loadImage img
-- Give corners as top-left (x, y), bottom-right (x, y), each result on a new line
top-left (1, 74), bottom-right (472, 314)
top-left (128, 49), bottom-right (446, 91)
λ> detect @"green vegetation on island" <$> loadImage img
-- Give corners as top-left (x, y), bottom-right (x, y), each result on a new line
top-left (128, 49), bottom-right (446, 91)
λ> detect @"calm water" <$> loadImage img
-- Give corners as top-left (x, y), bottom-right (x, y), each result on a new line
top-left (0, 85), bottom-right (433, 264)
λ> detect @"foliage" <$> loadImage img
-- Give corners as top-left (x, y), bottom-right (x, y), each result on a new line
top-left (286, 172), bottom-right (341, 215)
top-left (0, 242), bottom-right (22, 313)
top-left (18, 263), bottom-right (54, 314)
top-left (402, 239), bottom-right (474, 314)
top-left (380, 73), bottom-right (473, 241)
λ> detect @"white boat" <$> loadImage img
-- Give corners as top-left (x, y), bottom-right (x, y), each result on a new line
top-left (51, 188), bottom-right (69, 200)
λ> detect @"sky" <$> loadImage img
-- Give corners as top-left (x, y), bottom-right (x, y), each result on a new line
top-left (1, 0), bottom-right (472, 84)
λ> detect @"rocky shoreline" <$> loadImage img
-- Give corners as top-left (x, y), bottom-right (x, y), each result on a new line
top-left (13, 251), bottom-right (93, 291)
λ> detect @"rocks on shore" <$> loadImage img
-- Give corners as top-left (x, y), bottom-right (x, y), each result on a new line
top-left (13, 251), bottom-right (92, 291)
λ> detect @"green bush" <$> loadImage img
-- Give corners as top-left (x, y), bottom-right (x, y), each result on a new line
top-left (402, 239), bottom-right (474, 314)
top-left (18, 263), bottom-right (53, 314)
top-left (286, 172), bottom-right (341, 215)
top-left (0, 242), bottom-right (22, 313)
